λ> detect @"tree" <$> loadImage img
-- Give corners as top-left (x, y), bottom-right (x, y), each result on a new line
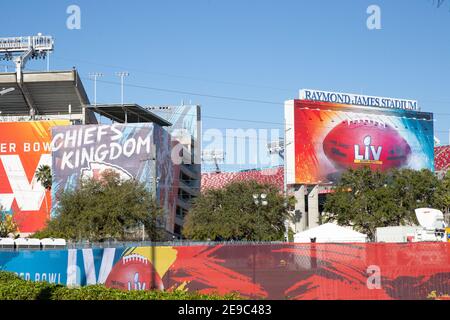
top-left (323, 167), bottom-right (443, 241)
top-left (33, 170), bottom-right (164, 241)
top-left (36, 165), bottom-right (52, 190)
top-left (390, 168), bottom-right (442, 216)
top-left (435, 171), bottom-right (450, 215)
top-left (35, 164), bottom-right (52, 216)
top-left (0, 207), bottom-right (18, 238)
top-left (183, 181), bottom-right (293, 241)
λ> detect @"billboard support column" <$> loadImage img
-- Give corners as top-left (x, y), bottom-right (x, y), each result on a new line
top-left (308, 185), bottom-right (319, 229)
top-left (294, 185), bottom-right (307, 232)
top-left (82, 104), bottom-right (86, 125)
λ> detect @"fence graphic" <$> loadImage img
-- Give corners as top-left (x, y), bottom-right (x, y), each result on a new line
top-left (0, 243), bottom-right (448, 299)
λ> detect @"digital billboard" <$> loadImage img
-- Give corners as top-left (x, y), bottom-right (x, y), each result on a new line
top-left (0, 120), bottom-right (69, 233)
top-left (285, 100), bottom-right (434, 185)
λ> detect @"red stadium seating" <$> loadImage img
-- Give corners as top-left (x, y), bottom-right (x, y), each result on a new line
top-left (201, 166), bottom-right (284, 192)
top-left (202, 146), bottom-right (450, 192)
top-left (435, 146), bottom-right (450, 172)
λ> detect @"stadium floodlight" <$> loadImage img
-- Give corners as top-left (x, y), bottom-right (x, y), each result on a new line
top-left (0, 87), bottom-right (14, 96)
top-left (202, 149), bottom-right (225, 173)
top-left (0, 34), bottom-right (54, 75)
top-left (88, 73), bottom-right (104, 106)
top-left (115, 72), bottom-right (129, 105)
top-left (434, 136), bottom-right (441, 146)
top-left (268, 138), bottom-right (287, 161)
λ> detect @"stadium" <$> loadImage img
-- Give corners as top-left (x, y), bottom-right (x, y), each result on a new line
top-left (204, 89), bottom-right (449, 235)
top-left (1, 35), bottom-right (448, 238)
top-left (0, 35), bottom-right (201, 238)
top-left (0, 34), bottom-right (448, 301)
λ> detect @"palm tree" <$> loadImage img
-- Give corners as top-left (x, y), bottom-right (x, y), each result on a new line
top-left (36, 165), bottom-right (52, 216)
top-left (36, 165), bottom-right (52, 190)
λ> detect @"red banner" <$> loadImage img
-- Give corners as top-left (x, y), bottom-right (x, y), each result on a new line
top-left (106, 243), bottom-right (450, 300)
top-left (0, 120), bottom-right (69, 233)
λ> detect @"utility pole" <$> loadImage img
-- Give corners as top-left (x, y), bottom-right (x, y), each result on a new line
top-left (253, 193), bottom-right (268, 241)
top-left (283, 128), bottom-right (289, 241)
top-left (88, 73), bottom-right (104, 106)
top-left (267, 132), bottom-right (291, 241)
top-left (116, 72), bottom-right (129, 105)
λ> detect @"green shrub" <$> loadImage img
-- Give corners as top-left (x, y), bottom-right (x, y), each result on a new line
top-left (0, 271), bottom-right (22, 283)
top-left (51, 285), bottom-right (240, 300)
top-left (0, 271), bottom-right (240, 300)
top-left (0, 273), bottom-right (56, 300)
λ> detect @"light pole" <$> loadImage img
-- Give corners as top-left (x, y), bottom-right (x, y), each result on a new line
top-left (88, 73), bottom-right (103, 106)
top-left (253, 193), bottom-right (268, 241)
top-left (116, 72), bottom-right (129, 105)
top-left (202, 150), bottom-right (225, 173)
top-left (46, 51), bottom-right (50, 71)
top-left (253, 193), bottom-right (268, 206)
top-left (267, 132), bottom-right (291, 242)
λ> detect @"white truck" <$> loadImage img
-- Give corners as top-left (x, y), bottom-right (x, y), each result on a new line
top-left (376, 208), bottom-right (448, 243)
top-left (413, 208), bottom-right (447, 242)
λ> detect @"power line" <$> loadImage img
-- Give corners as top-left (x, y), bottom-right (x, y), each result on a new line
top-left (53, 56), bottom-right (450, 107)
top-left (52, 56), bottom-right (294, 93)
top-left (85, 77), bottom-right (450, 119)
top-left (5, 62), bottom-right (450, 123)
top-left (89, 109), bottom-right (448, 137)
top-left (85, 77), bottom-right (281, 105)
top-left (6, 54), bottom-right (450, 110)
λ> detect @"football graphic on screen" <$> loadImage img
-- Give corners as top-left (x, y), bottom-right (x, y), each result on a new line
top-left (105, 253), bottom-right (164, 291)
top-left (323, 120), bottom-right (411, 171)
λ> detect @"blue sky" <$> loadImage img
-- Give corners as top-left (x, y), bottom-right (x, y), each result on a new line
top-left (1, 0), bottom-right (450, 172)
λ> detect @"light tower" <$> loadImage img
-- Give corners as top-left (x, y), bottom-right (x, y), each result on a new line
top-left (88, 72), bottom-right (104, 106)
top-left (0, 34), bottom-right (54, 78)
top-left (0, 34), bottom-right (54, 118)
top-left (202, 150), bottom-right (225, 174)
top-left (115, 72), bottom-right (129, 105)
top-left (267, 133), bottom-right (292, 241)
top-left (267, 138), bottom-right (285, 159)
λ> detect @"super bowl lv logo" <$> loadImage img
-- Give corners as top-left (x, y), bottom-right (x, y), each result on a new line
top-left (354, 136), bottom-right (382, 164)
top-left (0, 120), bottom-right (69, 233)
top-left (67, 248), bottom-right (170, 290)
top-left (0, 154), bottom-right (50, 213)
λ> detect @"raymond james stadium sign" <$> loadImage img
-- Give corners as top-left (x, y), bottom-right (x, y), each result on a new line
top-left (299, 89), bottom-right (419, 111)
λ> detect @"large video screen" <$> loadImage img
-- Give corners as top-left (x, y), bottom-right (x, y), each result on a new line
top-left (285, 100), bottom-right (434, 184)
top-left (0, 120), bottom-right (69, 233)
